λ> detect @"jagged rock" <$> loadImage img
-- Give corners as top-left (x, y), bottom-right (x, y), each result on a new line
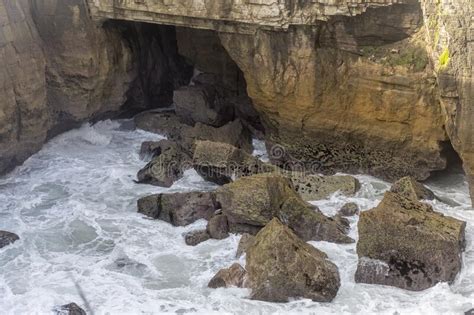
top-left (208, 263), bottom-right (247, 289)
top-left (332, 214), bottom-right (351, 234)
top-left (137, 192), bottom-right (217, 226)
top-left (235, 233), bottom-right (255, 258)
top-left (339, 202), bottom-right (359, 216)
top-left (290, 174), bottom-right (361, 201)
top-left (246, 218), bottom-right (340, 302)
top-left (134, 111), bottom-right (191, 138)
top-left (0, 231), bottom-right (19, 249)
top-left (465, 308), bottom-right (474, 315)
top-left (136, 140), bottom-right (190, 187)
top-left (181, 119), bottom-right (253, 154)
top-left (356, 191), bottom-right (466, 291)
top-left (174, 85), bottom-right (233, 127)
top-left (216, 173), bottom-right (353, 243)
top-left (390, 176), bottom-right (435, 201)
top-left (184, 230), bottom-right (210, 246)
top-left (56, 303), bottom-right (86, 315)
top-left (206, 214), bottom-right (229, 240)
top-left (193, 140), bottom-right (275, 185)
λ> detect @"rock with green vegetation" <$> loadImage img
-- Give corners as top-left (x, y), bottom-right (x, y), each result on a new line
top-left (193, 140), bottom-right (276, 185)
top-left (216, 173), bottom-right (353, 243)
top-left (136, 140), bottom-right (190, 187)
top-left (137, 192), bottom-right (217, 226)
top-left (290, 173), bottom-right (361, 201)
top-left (356, 191), bottom-right (466, 291)
top-left (246, 218), bottom-right (340, 302)
top-left (390, 176), bottom-right (435, 201)
top-left (0, 231), bottom-right (19, 249)
top-left (208, 263), bottom-right (248, 289)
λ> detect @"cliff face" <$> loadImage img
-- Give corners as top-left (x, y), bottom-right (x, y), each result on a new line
top-left (0, 0), bottom-right (190, 173)
top-left (1, 0), bottom-right (472, 202)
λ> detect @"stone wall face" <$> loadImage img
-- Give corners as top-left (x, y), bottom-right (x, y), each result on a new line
top-left (420, 0), bottom-right (474, 201)
top-left (219, 4), bottom-right (448, 181)
top-left (0, 0), bottom-right (136, 173)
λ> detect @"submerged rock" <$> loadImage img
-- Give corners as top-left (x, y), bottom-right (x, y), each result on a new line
top-left (290, 173), bottom-right (361, 201)
top-left (136, 140), bottom-right (190, 187)
top-left (339, 202), bottom-right (359, 216)
top-left (356, 191), bottom-right (466, 291)
top-left (137, 192), bottom-right (217, 226)
top-left (216, 173), bottom-right (353, 243)
top-left (193, 140), bottom-right (275, 185)
top-left (390, 176), bottom-right (435, 201)
top-left (208, 263), bottom-right (247, 289)
top-left (184, 230), bottom-right (210, 246)
top-left (246, 218), bottom-right (340, 302)
top-left (0, 231), bottom-right (19, 249)
top-left (235, 233), bottom-right (255, 258)
top-left (56, 303), bottom-right (86, 315)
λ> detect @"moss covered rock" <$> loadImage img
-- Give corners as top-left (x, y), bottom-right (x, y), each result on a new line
top-left (246, 218), bottom-right (340, 302)
top-left (356, 191), bottom-right (466, 291)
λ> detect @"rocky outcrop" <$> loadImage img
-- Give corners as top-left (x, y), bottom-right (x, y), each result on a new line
top-left (137, 192), bottom-right (217, 226)
top-left (356, 191), bottom-right (466, 291)
top-left (338, 202), bottom-right (359, 217)
top-left (290, 173), bottom-right (360, 201)
top-left (0, 231), bottom-right (19, 249)
top-left (420, 0), bottom-right (474, 203)
top-left (136, 140), bottom-right (190, 187)
top-left (208, 263), bottom-right (247, 289)
top-left (184, 230), bottom-right (210, 246)
top-left (193, 140), bottom-right (275, 185)
top-left (56, 303), bottom-right (86, 315)
top-left (216, 173), bottom-right (353, 243)
top-left (390, 176), bottom-right (435, 201)
top-left (220, 3), bottom-right (448, 183)
top-left (235, 233), bottom-right (255, 259)
top-left (246, 218), bottom-right (341, 303)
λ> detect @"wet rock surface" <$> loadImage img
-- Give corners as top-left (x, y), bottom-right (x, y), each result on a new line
top-left (208, 263), bottom-right (247, 289)
top-left (235, 233), bottom-right (255, 258)
top-left (390, 176), bottom-right (435, 201)
top-left (246, 218), bottom-right (341, 302)
top-left (56, 303), bottom-right (86, 315)
top-left (206, 214), bottom-right (230, 240)
top-left (137, 192), bottom-right (217, 226)
top-left (290, 173), bottom-right (361, 201)
top-left (136, 140), bottom-right (191, 187)
top-left (339, 202), bottom-right (359, 217)
top-left (184, 230), bottom-right (210, 246)
top-left (216, 173), bottom-right (353, 243)
top-left (193, 140), bottom-right (275, 185)
top-left (0, 231), bottom-right (19, 249)
top-left (356, 191), bottom-right (466, 291)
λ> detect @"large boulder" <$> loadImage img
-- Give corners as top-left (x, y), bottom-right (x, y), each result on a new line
top-left (193, 140), bottom-right (276, 185)
top-left (137, 192), bottom-right (217, 226)
top-left (235, 233), bottom-right (255, 258)
top-left (0, 231), bottom-right (19, 249)
top-left (136, 140), bottom-right (190, 187)
top-left (181, 119), bottom-right (253, 154)
top-left (290, 174), bottom-right (361, 201)
top-left (208, 263), bottom-right (248, 289)
top-left (134, 111), bottom-right (191, 138)
top-left (216, 173), bottom-right (353, 243)
top-left (390, 176), bottom-right (435, 201)
top-left (355, 191), bottom-right (466, 291)
top-left (338, 202), bottom-right (359, 217)
top-left (246, 218), bottom-right (341, 302)
top-left (206, 214), bottom-right (229, 240)
top-left (174, 85), bottom-right (233, 127)
top-left (184, 230), bottom-right (210, 246)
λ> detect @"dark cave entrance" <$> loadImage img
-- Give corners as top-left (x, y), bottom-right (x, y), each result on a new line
top-left (103, 20), bottom-right (263, 135)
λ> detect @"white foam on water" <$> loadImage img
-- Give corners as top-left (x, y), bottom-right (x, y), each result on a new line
top-left (0, 123), bottom-right (472, 314)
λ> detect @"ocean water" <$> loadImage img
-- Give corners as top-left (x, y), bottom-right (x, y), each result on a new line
top-left (0, 120), bottom-right (472, 315)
